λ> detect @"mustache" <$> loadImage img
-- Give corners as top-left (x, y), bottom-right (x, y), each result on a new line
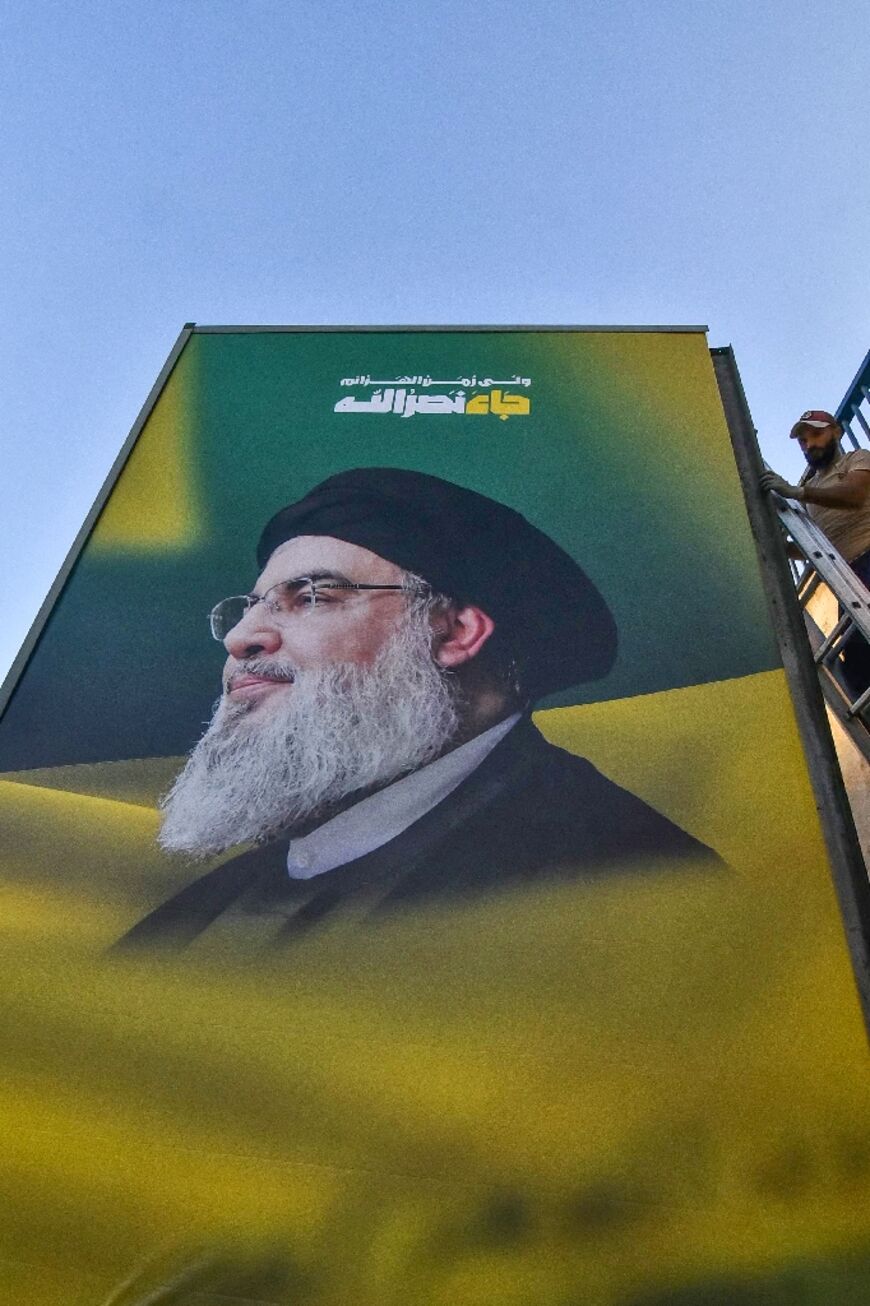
top-left (225, 657), bottom-right (297, 691)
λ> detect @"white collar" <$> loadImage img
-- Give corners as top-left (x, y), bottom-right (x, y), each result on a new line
top-left (285, 713), bottom-right (522, 879)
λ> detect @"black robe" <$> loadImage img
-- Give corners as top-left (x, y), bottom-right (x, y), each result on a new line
top-left (117, 719), bottom-right (717, 952)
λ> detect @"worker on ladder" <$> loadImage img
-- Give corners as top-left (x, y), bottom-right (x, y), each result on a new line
top-left (761, 410), bottom-right (870, 694)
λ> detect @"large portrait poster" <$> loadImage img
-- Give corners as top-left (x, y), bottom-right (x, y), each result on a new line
top-left (1, 327), bottom-right (869, 1304)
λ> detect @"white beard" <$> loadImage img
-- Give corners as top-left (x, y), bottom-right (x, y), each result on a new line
top-left (158, 610), bottom-right (461, 856)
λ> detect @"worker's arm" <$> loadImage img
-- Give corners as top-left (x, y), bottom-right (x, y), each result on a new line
top-left (759, 468), bottom-right (870, 510)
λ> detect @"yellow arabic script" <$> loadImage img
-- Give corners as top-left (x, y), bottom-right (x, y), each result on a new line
top-left (465, 390), bottom-right (531, 420)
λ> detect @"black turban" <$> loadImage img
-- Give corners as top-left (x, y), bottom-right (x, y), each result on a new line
top-left (257, 468), bottom-right (617, 697)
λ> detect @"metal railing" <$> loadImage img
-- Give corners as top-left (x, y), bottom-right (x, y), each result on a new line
top-left (836, 347), bottom-right (870, 450)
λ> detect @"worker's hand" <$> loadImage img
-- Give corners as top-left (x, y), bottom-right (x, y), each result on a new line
top-left (759, 470), bottom-right (800, 499)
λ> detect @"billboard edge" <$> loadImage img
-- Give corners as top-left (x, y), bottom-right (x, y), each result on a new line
top-left (189, 323), bottom-right (711, 334)
top-left (0, 324), bottom-right (196, 722)
top-left (713, 344), bottom-right (870, 1036)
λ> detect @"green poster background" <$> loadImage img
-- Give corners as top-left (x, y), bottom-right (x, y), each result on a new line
top-left (0, 328), bottom-right (778, 768)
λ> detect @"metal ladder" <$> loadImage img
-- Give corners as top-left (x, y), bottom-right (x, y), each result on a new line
top-left (773, 490), bottom-right (870, 760)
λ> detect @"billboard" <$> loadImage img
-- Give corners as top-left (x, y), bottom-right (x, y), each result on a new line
top-left (1, 327), bottom-right (869, 1304)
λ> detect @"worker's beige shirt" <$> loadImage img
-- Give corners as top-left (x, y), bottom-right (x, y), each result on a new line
top-left (801, 449), bottom-right (870, 562)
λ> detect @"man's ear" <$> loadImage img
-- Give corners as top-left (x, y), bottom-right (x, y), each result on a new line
top-left (432, 604), bottom-right (495, 669)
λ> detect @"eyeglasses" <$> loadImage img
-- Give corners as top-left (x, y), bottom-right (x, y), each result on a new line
top-left (209, 575), bottom-right (412, 641)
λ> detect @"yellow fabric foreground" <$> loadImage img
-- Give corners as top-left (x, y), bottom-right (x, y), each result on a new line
top-left (0, 669), bottom-right (868, 1304)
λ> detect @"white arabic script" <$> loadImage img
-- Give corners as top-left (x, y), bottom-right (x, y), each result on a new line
top-left (339, 373), bottom-right (532, 388)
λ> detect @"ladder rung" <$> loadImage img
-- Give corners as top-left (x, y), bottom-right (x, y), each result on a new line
top-left (797, 569), bottom-right (822, 607)
top-left (846, 685), bottom-right (870, 718)
top-left (814, 614), bottom-right (853, 664)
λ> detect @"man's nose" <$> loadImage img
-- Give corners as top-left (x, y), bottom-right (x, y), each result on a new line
top-left (223, 605), bottom-right (284, 659)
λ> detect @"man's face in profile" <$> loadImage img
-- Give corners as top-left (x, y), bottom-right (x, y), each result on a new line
top-left (797, 423), bottom-right (839, 469)
top-left (158, 536), bottom-right (465, 856)
top-left (221, 534), bottom-right (413, 713)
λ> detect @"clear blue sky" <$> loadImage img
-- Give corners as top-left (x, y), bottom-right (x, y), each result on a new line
top-left (2, 0), bottom-right (868, 682)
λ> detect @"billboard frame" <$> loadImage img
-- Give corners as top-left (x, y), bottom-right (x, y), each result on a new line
top-left (2, 325), bottom-right (868, 1033)
top-left (714, 344), bottom-right (870, 1029)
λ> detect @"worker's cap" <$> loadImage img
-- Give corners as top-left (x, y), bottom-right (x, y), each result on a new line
top-left (257, 467), bottom-right (618, 698)
top-left (790, 409), bottom-right (841, 437)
